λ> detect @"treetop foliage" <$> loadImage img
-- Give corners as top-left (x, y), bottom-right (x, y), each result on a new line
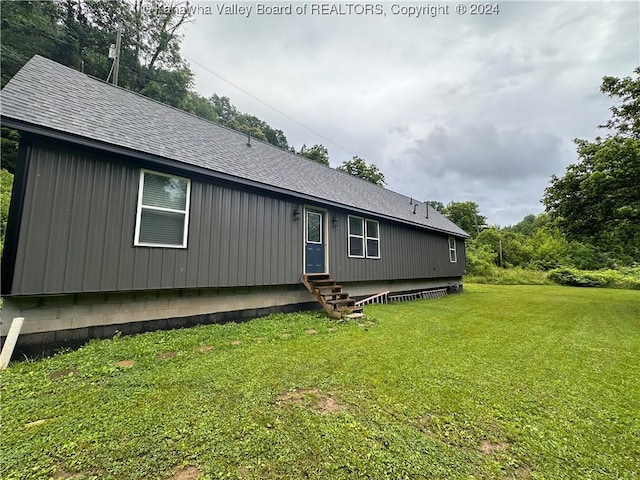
top-left (599, 67), bottom-right (640, 139)
top-left (298, 144), bottom-right (330, 166)
top-left (337, 156), bottom-right (386, 186)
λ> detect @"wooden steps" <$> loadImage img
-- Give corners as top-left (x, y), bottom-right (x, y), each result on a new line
top-left (301, 274), bottom-right (365, 320)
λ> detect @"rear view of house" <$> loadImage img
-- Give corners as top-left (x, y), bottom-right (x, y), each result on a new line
top-left (0, 56), bottom-right (469, 349)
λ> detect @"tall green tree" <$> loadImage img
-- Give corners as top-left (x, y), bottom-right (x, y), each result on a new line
top-left (209, 95), bottom-right (290, 149)
top-left (600, 67), bottom-right (640, 139)
top-left (299, 144), bottom-right (329, 166)
top-left (442, 201), bottom-right (486, 237)
top-left (543, 68), bottom-right (640, 264)
top-left (337, 156), bottom-right (385, 186)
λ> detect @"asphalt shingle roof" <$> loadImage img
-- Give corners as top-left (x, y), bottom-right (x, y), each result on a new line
top-left (0, 55), bottom-right (469, 237)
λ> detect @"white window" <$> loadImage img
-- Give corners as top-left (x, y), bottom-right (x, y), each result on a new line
top-left (449, 236), bottom-right (457, 263)
top-left (348, 216), bottom-right (381, 259)
top-left (365, 219), bottom-right (380, 259)
top-left (134, 169), bottom-right (191, 248)
top-left (348, 216), bottom-right (364, 258)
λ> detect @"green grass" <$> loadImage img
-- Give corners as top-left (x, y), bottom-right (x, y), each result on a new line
top-left (2, 285), bottom-right (639, 479)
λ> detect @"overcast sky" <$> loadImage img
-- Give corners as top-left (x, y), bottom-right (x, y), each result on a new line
top-left (180, 1), bottom-right (639, 226)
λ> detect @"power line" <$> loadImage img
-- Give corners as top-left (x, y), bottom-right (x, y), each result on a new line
top-left (183, 55), bottom-right (358, 158)
top-left (183, 55), bottom-right (420, 195)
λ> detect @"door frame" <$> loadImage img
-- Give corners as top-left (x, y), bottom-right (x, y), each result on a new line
top-left (302, 205), bottom-right (329, 274)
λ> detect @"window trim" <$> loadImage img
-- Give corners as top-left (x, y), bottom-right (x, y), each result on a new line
top-left (306, 210), bottom-right (323, 245)
top-left (449, 236), bottom-right (457, 263)
top-left (365, 219), bottom-right (380, 259)
top-left (134, 169), bottom-right (191, 248)
top-left (347, 215), bottom-right (365, 258)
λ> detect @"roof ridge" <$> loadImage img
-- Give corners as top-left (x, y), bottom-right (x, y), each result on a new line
top-left (1, 55), bottom-right (470, 237)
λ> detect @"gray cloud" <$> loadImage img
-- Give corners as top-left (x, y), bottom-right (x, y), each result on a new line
top-left (405, 123), bottom-right (565, 183)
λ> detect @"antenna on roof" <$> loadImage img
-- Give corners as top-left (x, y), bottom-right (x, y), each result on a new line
top-left (413, 204), bottom-right (418, 214)
top-left (409, 197), bottom-right (413, 205)
top-left (247, 132), bottom-right (252, 147)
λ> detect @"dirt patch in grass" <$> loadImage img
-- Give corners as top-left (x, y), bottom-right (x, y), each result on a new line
top-left (327, 327), bottom-right (338, 332)
top-left (514, 464), bottom-right (532, 478)
top-left (479, 439), bottom-right (509, 454)
top-left (238, 466), bottom-right (250, 477)
top-left (281, 333), bottom-right (292, 338)
top-left (155, 352), bottom-right (176, 361)
top-left (416, 414), bottom-right (439, 438)
top-left (49, 368), bottom-right (78, 380)
top-left (230, 340), bottom-right (242, 346)
top-left (115, 360), bottom-right (136, 368)
top-left (277, 387), bottom-right (345, 413)
top-left (171, 466), bottom-right (202, 480)
top-left (197, 346), bottom-right (213, 353)
top-left (304, 329), bottom-right (318, 335)
top-left (52, 466), bottom-right (83, 479)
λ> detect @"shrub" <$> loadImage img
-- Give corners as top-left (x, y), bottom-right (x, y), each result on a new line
top-left (548, 267), bottom-right (640, 289)
top-left (465, 266), bottom-right (552, 285)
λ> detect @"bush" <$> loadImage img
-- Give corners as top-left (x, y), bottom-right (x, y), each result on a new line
top-left (465, 266), bottom-right (552, 285)
top-left (1, 168), bottom-right (14, 253)
top-left (548, 267), bottom-right (640, 289)
top-left (465, 242), bottom-right (497, 276)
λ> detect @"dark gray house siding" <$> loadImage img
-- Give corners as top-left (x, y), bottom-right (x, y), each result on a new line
top-left (328, 214), bottom-right (465, 282)
top-left (11, 140), bottom-right (305, 295)
top-left (11, 140), bottom-right (465, 296)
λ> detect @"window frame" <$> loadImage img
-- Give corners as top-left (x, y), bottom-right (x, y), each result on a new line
top-left (134, 169), bottom-right (191, 249)
top-left (365, 219), bottom-right (380, 259)
top-left (449, 236), bottom-right (457, 263)
top-left (347, 215), bottom-right (365, 258)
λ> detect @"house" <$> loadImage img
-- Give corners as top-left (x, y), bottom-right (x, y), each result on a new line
top-left (0, 55), bottom-right (469, 349)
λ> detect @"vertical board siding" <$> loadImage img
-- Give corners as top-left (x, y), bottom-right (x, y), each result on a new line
top-left (11, 143), bottom-right (464, 296)
top-left (328, 211), bottom-right (466, 281)
top-left (12, 144), bottom-right (304, 295)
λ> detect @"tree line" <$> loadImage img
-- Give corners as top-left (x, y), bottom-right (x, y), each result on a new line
top-left (0, 0), bottom-right (385, 186)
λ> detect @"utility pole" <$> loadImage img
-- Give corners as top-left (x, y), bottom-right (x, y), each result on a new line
top-left (499, 239), bottom-right (503, 268)
top-left (113, 22), bottom-right (122, 86)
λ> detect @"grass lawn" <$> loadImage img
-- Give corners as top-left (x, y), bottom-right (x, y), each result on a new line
top-left (2, 284), bottom-right (639, 480)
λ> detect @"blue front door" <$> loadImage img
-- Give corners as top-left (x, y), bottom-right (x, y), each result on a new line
top-left (305, 209), bottom-right (325, 273)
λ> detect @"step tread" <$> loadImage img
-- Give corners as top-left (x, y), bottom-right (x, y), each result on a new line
top-left (327, 299), bottom-right (355, 306)
top-left (311, 279), bottom-right (338, 285)
top-left (315, 285), bottom-right (343, 291)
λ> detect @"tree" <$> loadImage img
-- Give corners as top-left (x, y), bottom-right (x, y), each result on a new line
top-left (543, 68), bottom-right (640, 264)
top-left (1, 169), bottom-right (14, 253)
top-left (442, 201), bottom-right (487, 237)
top-left (1, 129), bottom-right (20, 174)
top-left (337, 156), bottom-right (385, 186)
top-left (209, 95), bottom-right (290, 149)
top-left (600, 67), bottom-right (640, 139)
top-left (299, 144), bottom-right (329, 166)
